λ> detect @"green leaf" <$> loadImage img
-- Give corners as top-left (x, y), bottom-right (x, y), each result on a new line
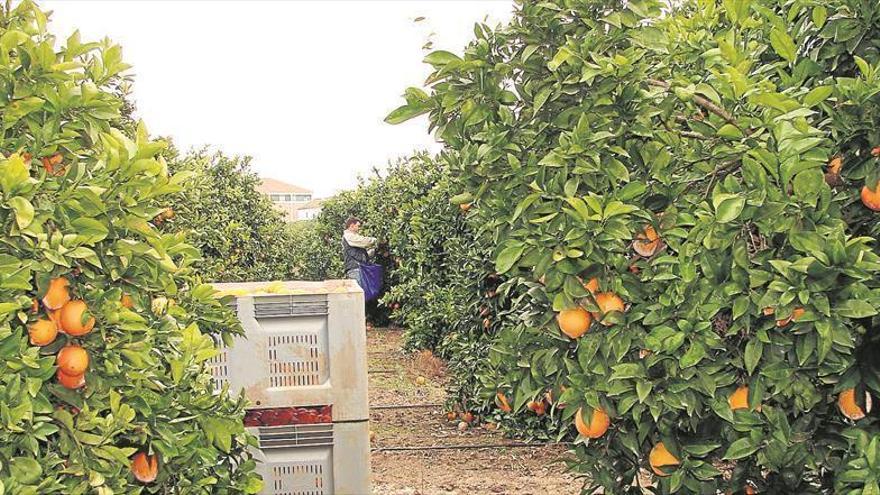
top-left (769, 28), bottom-right (797, 63)
top-left (9, 457), bottom-right (42, 484)
top-left (8, 197), bottom-right (34, 229)
top-left (812, 6), bottom-right (827, 28)
top-left (495, 245), bottom-right (525, 274)
top-left (714, 194), bottom-right (745, 223)
top-left (71, 217), bottom-right (109, 244)
top-left (0, 155), bottom-right (30, 195)
top-left (723, 437), bottom-right (760, 460)
top-left (717, 124), bottom-right (743, 139)
top-left (744, 339), bottom-right (762, 375)
top-left (423, 50), bottom-right (461, 66)
top-left (837, 300), bottom-right (877, 318)
top-left (803, 86), bottom-right (833, 106)
top-left (385, 103), bottom-right (429, 125)
top-left (680, 341), bottom-right (707, 368)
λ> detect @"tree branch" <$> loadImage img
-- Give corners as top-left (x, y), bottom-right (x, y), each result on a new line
top-left (648, 79), bottom-right (739, 129)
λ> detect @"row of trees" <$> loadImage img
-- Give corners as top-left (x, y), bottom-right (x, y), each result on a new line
top-left (381, 0), bottom-right (880, 493)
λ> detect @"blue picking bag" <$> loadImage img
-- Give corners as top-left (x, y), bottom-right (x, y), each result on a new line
top-left (359, 263), bottom-right (384, 302)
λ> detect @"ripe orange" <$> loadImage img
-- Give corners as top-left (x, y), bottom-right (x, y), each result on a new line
top-left (496, 392), bottom-right (512, 413)
top-left (861, 180), bottom-right (880, 211)
top-left (745, 484), bottom-right (757, 495)
top-left (872, 147), bottom-right (880, 158)
top-left (557, 307), bottom-right (592, 338)
top-left (57, 369), bottom-right (85, 389)
top-left (460, 411), bottom-right (475, 424)
top-left (728, 386), bottom-right (760, 411)
top-left (60, 300), bottom-right (95, 336)
top-left (583, 277), bottom-right (599, 294)
top-left (633, 225), bottom-right (663, 257)
top-left (827, 156), bottom-right (843, 174)
top-left (460, 203), bottom-right (472, 212)
top-left (649, 442), bottom-right (680, 477)
top-left (527, 400), bottom-right (546, 416)
top-left (594, 292), bottom-right (625, 326)
top-left (838, 388), bottom-right (872, 421)
top-left (41, 153), bottom-right (65, 176)
top-left (42, 277), bottom-right (71, 310)
top-left (131, 452), bottom-right (159, 483)
top-left (446, 411), bottom-right (457, 421)
top-left (57, 345), bottom-right (89, 376)
top-left (28, 318), bottom-right (58, 346)
top-left (775, 307), bottom-right (804, 328)
top-left (121, 293), bottom-right (134, 309)
top-left (574, 407), bottom-right (610, 439)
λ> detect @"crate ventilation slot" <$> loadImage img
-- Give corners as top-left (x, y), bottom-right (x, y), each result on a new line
top-left (207, 347), bottom-right (229, 393)
top-left (259, 424), bottom-right (334, 449)
top-left (255, 296), bottom-right (329, 318)
top-left (271, 462), bottom-right (327, 495)
top-left (268, 334), bottom-right (323, 387)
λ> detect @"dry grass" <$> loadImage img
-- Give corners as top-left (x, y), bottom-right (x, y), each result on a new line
top-left (411, 349), bottom-right (446, 379)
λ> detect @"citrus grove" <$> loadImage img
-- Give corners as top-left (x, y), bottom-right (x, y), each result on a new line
top-left (380, 0), bottom-right (880, 492)
top-left (0, 2), bottom-right (260, 492)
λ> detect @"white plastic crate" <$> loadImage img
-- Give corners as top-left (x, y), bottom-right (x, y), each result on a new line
top-left (211, 280), bottom-right (369, 422)
top-left (249, 421), bottom-right (370, 495)
top-left (211, 280), bottom-right (371, 495)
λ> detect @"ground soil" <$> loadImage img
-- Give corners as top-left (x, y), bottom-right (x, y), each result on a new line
top-left (369, 328), bottom-right (581, 495)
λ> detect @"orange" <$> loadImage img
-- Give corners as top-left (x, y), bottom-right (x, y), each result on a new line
top-left (838, 388), bottom-right (872, 421)
top-left (41, 153), bottom-right (65, 176)
top-left (861, 180), bottom-right (880, 211)
top-left (728, 386), bottom-right (760, 411)
top-left (131, 452), bottom-right (159, 483)
top-left (28, 318), bottom-right (59, 346)
top-left (594, 292), bottom-right (625, 326)
top-left (121, 293), bottom-right (134, 309)
top-left (42, 277), bottom-right (71, 310)
top-left (775, 307), bottom-right (804, 328)
top-left (460, 203), bottom-right (472, 212)
top-left (48, 309), bottom-right (63, 329)
top-left (745, 485), bottom-right (757, 495)
top-left (633, 225), bottom-right (663, 257)
top-left (496, 392), bottom-right (512, 413)
top-left (574, 407), bottom-right (610, 439)
top-left (762, 307), bottom-right (775, 316)
top-left (460, 411), bottom-right (475, 424)
top-left (57, 369), bottom-right (85, 389)
top-left (583, 277), bottom-right (599, 294)
top-left (649, 442), bottom-right (680, 477)
top-left (57, 345), bottom-right (89, 376)
top-left (527, 400), bottom-right (546, 416)
top-left (60, 300), bottom-right (95, 336)
top-left (557, 308), bottom-right (591, 338)
top-left (827, 156), bottom-right (843, 174)
top-left (872, 146), bottom-right (880, 158)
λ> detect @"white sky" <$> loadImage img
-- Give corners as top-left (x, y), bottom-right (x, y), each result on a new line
top-left (42, 1), bottom-right (514, 197)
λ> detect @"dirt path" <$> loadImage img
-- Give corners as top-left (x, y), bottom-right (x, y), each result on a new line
top-left (368, 329), bottom-right (581, 495)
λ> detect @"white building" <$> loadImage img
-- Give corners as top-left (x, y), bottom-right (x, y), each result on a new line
top-left (257, 178), bottom-right (323, 222)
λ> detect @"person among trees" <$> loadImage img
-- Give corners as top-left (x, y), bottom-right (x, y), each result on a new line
top-left (342, 217), bottom-right (377, 287)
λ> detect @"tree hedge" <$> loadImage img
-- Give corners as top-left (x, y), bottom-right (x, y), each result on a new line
top-left (164, 148), bottom-right (299, 283)
top-left (389, 0), bottom-right (880, 493)
top-left (0, 2), bottom-right (261, 492)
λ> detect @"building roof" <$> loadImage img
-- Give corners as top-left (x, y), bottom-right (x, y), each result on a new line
top-left (258, 178), bottom-right (312, 194)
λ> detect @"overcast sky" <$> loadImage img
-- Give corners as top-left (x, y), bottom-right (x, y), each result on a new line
top-left (42, 1), bottom-right (514, 197)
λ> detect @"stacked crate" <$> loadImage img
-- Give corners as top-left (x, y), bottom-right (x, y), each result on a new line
top-left (210, 280), bottom-right (370, 495)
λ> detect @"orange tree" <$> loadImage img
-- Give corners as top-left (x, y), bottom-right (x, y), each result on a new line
top-left (0, 2), bottom-right (260, 493)
top-left (389, 0), bottom-right (880, 492)
top-left (163, 147), bottom-right (300, 282)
